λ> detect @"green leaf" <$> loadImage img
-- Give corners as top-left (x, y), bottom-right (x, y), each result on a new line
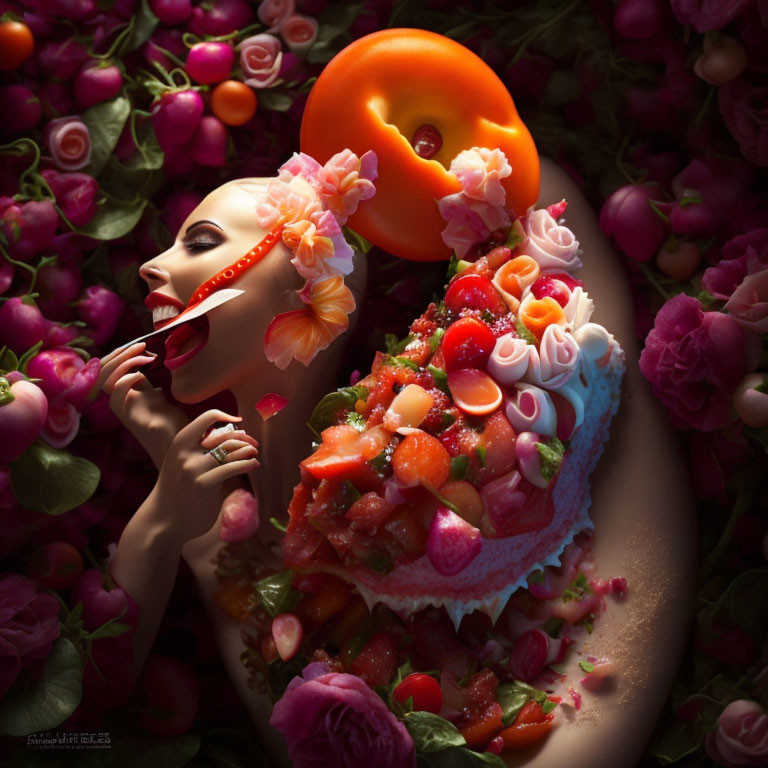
top-left (0, 345), bottom-right (19, 373)
top-left (17, 340), bottom-right (43, 375)
top-left (648, 718), bottom-right (703, 764)
top-left (475, 445), bottom-right (486, 467)
top-left (10, 440), bottom-right (100, 516)
top-left (579, 659), bottom-right (595, 673)
top-left (254, 570), bottom-right (297, 618)
top-left (105, 734), bottom-right (201, 768)
top-left (309, 385), bottom-right (368, 433)
top-left (450, 454), bottom-right (469, 480)
top-left (446, 253), bottom-right (460, 280)
top-left (536, 437), bottom-right (565, 482)
top-left (343, 226), bottom-right (372, 254)
top-left (118, 0), bottom-right (158, 55)
top-left (306, 1), bottom-right (367, 63)
top-left (257, 89), bottom-right (295, 112)
top-left (123, 119), bottom-right (164, 172)
top-left (394, 355), bottom-right (420, 370)
top-left (428, 364), bottom-right (449, 394)
top-left (385, 334), bottom-right (414, 355)
top-left (87, 620), bottom-right (131, 641)
top-left (418, 747), bottom-right (507, 767)
top-left (346, 411), bottom-right (366, 431)
top-left (77, 194), bottom-right (148, 241)
top-left (515, 318), bottom-right (538, 346)
top-left (429, 328), bottom-right (445, 354)
top-left (81, 96), bottom-right (131, 176)
top-left (0, 638), bottom-right (83, 736)
top-left (562, 573), bottom-right (591, 603)
top-left (497, 681), bottom-right (555, 727)
top-left (405, 711), bottom-right (466, 753)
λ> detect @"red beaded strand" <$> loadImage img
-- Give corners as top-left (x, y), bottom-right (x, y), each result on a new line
top-left (185, 224), bottom-right (285, 311)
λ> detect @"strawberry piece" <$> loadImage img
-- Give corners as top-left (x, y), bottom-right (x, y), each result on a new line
top-left (459, 670), bottom-right (504, 748)
top-left (445, 274), bottom-right (508, 316)
top-left (530, 275), bottom-right (571, 307)
top-left (392, 431), bottom-right (451, 488)
top-left (441, 316), bottom-right (497, 371)
top-left (499, 700), bottom-right (554, 750)
top-left (350, 631), bottom-right (399, 687)
top-left (301, 425), bottom-right (390, 481)
top-left (509, 629), bottom-right (550, 681)
top-left (463, 668), bottom-right (499, 715)
top-left (447, 368), bottom-right (502, 416)
top-left (438, 481), bottom-right (483, 527)
top-left (426, 507), bottom-right (482, 576)
top-left (298, 576), bottom-right (351, 625)
top-left (393, 673), bottom-right (443, 714)
top-left (381, 506), bottom-right (428, 563)
top-left (460, 703), bottom-right (504, 749)
top-left (346, 491), bottom-right (395, 532)
top-left (477, 410), bottom-right (517, 485)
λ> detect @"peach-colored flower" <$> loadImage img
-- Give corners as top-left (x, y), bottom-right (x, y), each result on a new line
top-left (255, 174), bottom-right (321, 230)
top-left (725, 269), bottom-right (768, 335)
top-left (450, 147), bottom-right (511, 207)
top-left (265, 276), bottom-right (356, 369)
top-left (317, 149), bottom-right (377, 225)
top-left (438, 192), bottom-right (511, 258)
top-left (279, 14), bottom-right (319, 53)
top-left (283, 219), bottom-right (335, 281)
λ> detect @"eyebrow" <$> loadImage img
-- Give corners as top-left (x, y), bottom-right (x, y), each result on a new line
top-left (185, 220), bottom-right (224, 235)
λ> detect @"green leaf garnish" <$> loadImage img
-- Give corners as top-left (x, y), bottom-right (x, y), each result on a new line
top-left (429, 327), bottom-right (445, 354)
top-left (428, 364), bottom-right (450, 394)
top-left (536, 437), bottom-right (565, 482)
top-left (254, 571), bottom-right (298, 618)
top-left (579, 660), bottom-right (595, 674)
top-left (404, 711), bottom-right (466, 753)
top-left (309, 385), bottom-right (368, 433)
top-left (562, 573), bottom-right (591, 603)
top-left (515, 318), bottom-right (538, 346)
top-left (475, 445), bottom-right (487, 467)
top-left (346, 411), bottom-right (366, 431)
top-left (450, 455), bottom-right (469, 480)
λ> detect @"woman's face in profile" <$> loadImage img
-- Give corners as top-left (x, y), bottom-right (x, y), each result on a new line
top-left (139, 180), bottom-right (300, 404)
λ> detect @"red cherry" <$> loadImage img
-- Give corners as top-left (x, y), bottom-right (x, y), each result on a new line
top-left (444, 274), bottom-right (508, 315)
top-left (393, 673), bottom-right (443, 714)
top-left (441, 317), bottom-right (497, 371)
top-left (530, 275), bottom-right (571, 307)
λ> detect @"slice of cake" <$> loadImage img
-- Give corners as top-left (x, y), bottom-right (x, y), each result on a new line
top-left (282, 148), bottom-right (625, 628)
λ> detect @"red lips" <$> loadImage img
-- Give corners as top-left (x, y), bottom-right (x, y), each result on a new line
top-left (163, 315), bottom-right (209, 370)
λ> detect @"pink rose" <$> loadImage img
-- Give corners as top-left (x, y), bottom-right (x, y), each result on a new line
top-left (718, 79), bottom-right (768, 166)
top-left (705, 700), bottom-right (768, 767)
top-left (27, 347), bottom-right (100, 410)
top-left (449, 147), bottom-right (512, 207)
top-left (257, 0), bottom-right (295, 28)
top-left (270, 663), bottom-right (416, 768)
top-left (726, 269), bottom-right (768, 334)
top-left (639, 294), bottom-right (748, 431)
top-left (238, 34), bottom-right (283, 89)
top-left (438, 192), bottom-right (511, 258)
top-left (279, 14), bottom-right (319, 53)
top-left (45, 116), bottom-right (92, 171)
top-left (670, 0), bottom-right (753, 32)
top-left (41, 401), bottom-right (81, 448)
top-left (0, 573), bottom-right (61, 698)
top-left (702, 229), bottom-right (768, 300)
top-left (525, 207), bottom-right (581, 271)
top-left (317, 149), bottom-right (378, 225)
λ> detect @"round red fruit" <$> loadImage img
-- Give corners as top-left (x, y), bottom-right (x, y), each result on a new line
top-left (393, 673), bottom-right (443, 714)
top-left (441, 317), bottom-right (496, 371)
top-left (530, 275), bottom-right (571, 307)
top-left (444, 274), bottom-right (508, 315)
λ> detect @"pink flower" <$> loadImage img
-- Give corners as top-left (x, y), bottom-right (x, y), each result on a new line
top-left (718, 79), bottom-right (768, 166)
top-left (255, 173), bottom-right (322, 229)
top-left (639, 294), bottom-right (748, 431)
top-left (220, 488), bottom-right (260, 542)
top-left (670, 0), bottom-right (753, 33)
top-left (283, 218), bottom-right (335, 281)
top-left (524, 208), bottom-right (581, 271)
top-left (270, 664), bottom-right (416, 768)
top-left (257, 0), bottom-right (295, 28)
top-left (0, 573), bottom-right (61, 699)
top-left (702, 229), bottom-right (768, 300)
top-left (438, 192), bottom-right (510, 258)
top-left (279, 14), bottom-right (319, 53)
top-left (726, 269), bottom-right (768, 334)
top-left (41, 401), bottom-right (81, 448)
top-left (449, 147), bottom-right (511, 207)
top-left (238, 34), bottom-right (283, 89)
top-left (317, 149), bottom-right (378, 225)
top-left (279, 151), bottom-right (322, 183)
top-left (705, 700), bottom-right (768, 767)
top-left (45, 116), bottom-right (91, 171)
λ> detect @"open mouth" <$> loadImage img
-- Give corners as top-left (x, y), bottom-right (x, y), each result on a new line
top-left (163, 314), bottom-right (210, 371)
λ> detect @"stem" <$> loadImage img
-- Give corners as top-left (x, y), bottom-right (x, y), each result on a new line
top-left (148, 43), bottom-right (186, 70)
top-left (1, 243), bottom-right (36, 281)
top-left (638, 261), bottom-right (672, 301)
top-left (699, 491), bottom-right (749, 582)
top-left (509, 0), bottom-right (581, 65)
top-left (88, 19), bottom-right (132, 60)
top-left (1, 138), bottom-right (41, 199)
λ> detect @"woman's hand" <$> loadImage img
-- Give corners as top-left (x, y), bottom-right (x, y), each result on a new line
top-left (148, 409), bottom-right (260, 548)
top-left (98, 341), bottom-right (189, 469)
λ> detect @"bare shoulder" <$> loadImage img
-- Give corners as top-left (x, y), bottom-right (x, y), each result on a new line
top-left (503, 157), bottom-right (697, 767)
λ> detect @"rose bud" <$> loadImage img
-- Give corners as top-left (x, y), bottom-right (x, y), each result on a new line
top-left (0, 297), bottom-right (46, 354)
top-left (45, 116), bottom-right (91, 171)
top-left (734, 374), bottom-right (768, 428)
top-left (26, 347), bottom-right (100, 410)
top-left (1, 200), bottom-right (59, 261)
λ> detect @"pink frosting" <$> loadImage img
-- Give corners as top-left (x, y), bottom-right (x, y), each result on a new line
top-left (239, 34), bottom-right (283, 89)
top-left (524, 208), bottom-right (581, 271)
top-left (505, 383), bottom-right (557, 436)
top-left (488, 334), bottom-right (535, 385)
top-left (525, 324), bottom-right (580, 389)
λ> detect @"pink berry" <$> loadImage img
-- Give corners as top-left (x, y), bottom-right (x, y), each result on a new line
top-left (509, 628), bottom-right (549, 682)
top-left (487, 736), bottom-right (504, 755)
top-left (610, 576), bottom-right (628, 596)
top-left (185, 42), bottom-right (234, 84)
top-left (271, 613), bottom-right (303, 662)
top-left (426, 506), bottom-right (483, 576)
top-left (530, 275), bottom-right (571, 307)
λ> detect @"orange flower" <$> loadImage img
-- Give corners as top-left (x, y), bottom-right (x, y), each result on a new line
top-left (265, 276), bottom-right (356, 369)
top-left (519, 296), bottom-right (566, 339)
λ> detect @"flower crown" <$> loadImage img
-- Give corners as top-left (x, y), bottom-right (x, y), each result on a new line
top-left (253, 149), bottom-right (378, 369)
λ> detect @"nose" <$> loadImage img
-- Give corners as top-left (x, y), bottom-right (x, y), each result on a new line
top-left (138, 260), bottom-right (170, 287)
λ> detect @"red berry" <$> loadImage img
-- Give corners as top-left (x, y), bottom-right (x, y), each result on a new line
top-left (530, 275), bottom-right (571, 307)
top-left (441, 317), bottom-right (497, 371)
top-left (444, 274), bottom-right (508, 315)
top-left (350, 631), bottom-right (399, 687)
top-left (393, 673), bottom-right (443, 713)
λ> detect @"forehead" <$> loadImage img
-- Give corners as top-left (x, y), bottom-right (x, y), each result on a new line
top-left (181, 179), bottom-right (269, 237)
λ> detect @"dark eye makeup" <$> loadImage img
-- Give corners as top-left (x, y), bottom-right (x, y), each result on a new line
top-left (183, 221), bottom-right (225, 254)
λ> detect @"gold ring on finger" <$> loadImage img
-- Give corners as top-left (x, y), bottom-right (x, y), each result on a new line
top-left (208, 445), bottom-right (229, 465)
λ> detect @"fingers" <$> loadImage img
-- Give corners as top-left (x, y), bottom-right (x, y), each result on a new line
top-left (212, 441), bottom-right (259, 463)
top-left (109, 371), bottom-right (148, 414)
top-left (103, 354), bottom-right (157, 393)
top-left (198, 457), bottom-right (260, 487)
top-left (176, 409), bottom-right (242, 446)
top-left (98, 342), bottom-right (152, 391)
top-left (200, 429), bottom-right (258, 451)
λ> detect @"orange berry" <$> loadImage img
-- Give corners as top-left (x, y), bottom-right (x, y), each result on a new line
top-left (211, 80), bottom-right (257, 126)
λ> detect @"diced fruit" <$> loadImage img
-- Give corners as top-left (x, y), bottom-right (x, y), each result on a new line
top-left (519, 297), bottom-right (565, 339)
top-left (327, 596), bottom-right (369, 647)
top-left (477, 410), bottom-right (517, 485)
top-left (463, 668), bottom-right (499, 714)
top-left (426, 507), bottom-right (483, 576)
top-left (301, 425), bottom-right (390, 480)
top-left (499, 700), bottom-right (553, 749)
top-left (298, 577), bottom-right (351, 625)
top-left (550, 390), bottom-right (577, 441)
top-left (480, 470), bottom-right (527, 533)
top-left (381, 506), bottom-right (428, 562)
top-left (213, 576), bottom-right (255, 621)
top-left (392, 431), bottom-right (451, 488)
top-left (346, 491), bottom-right (394, 532)
top-left (441, 317), bottom-right (497, 371)
top-left (393, 673), bottom-right (443, 714)
top-left (350, 631), bottom-right (399, 687)
top-left (444, 274), bottom-right (508, 315)
top-left (271, 613), bottom-right (303, 662)
top-left (460, 701), bottom-right (504, 749)
top-left (438, 481), bottom-right (483, 527)
top-left (509, 629), bottom-right (550, 681)
top-left (530, 275), bottom-right (571, 307)
top-left (447, 368), bottom-right (502, 416)
top-left (383, 384), bottom-right (434, 432)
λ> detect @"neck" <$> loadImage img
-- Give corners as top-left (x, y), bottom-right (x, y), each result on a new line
top-left (230, 348), bottom-right (344, 543)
